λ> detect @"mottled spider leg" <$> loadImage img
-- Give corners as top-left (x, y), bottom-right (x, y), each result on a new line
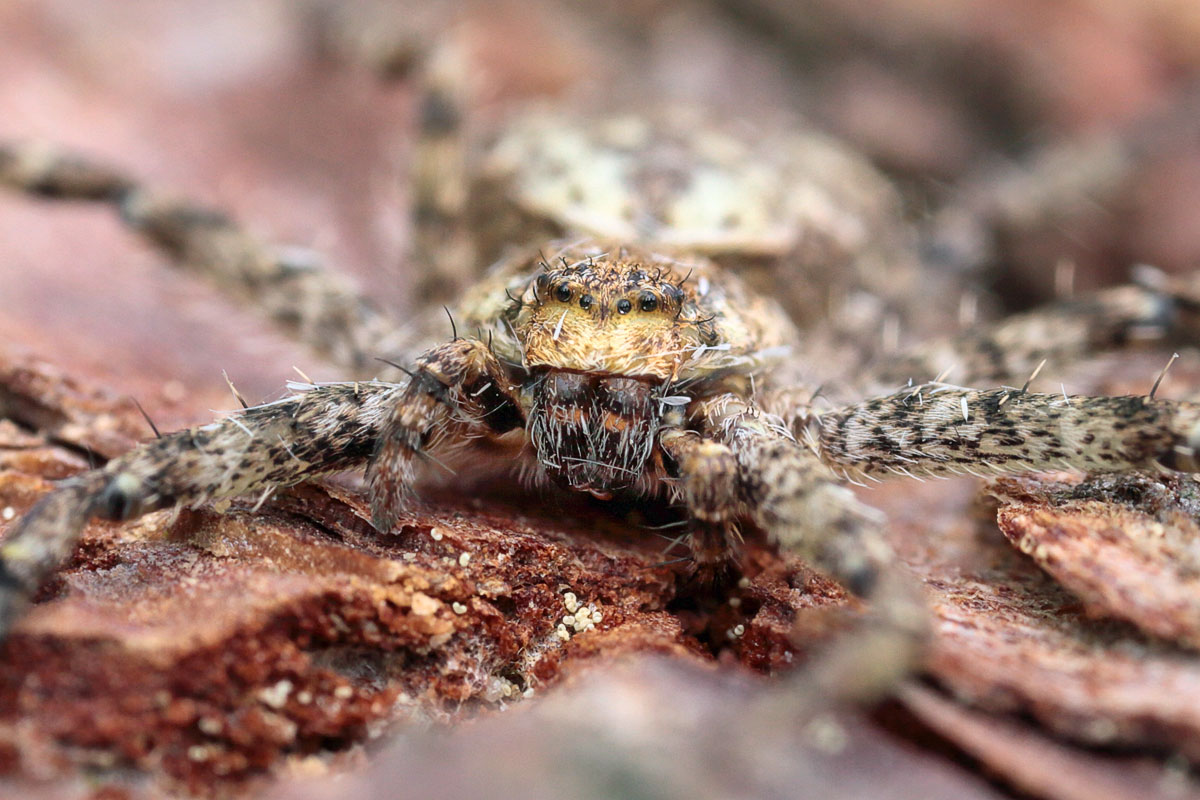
top-left (675, 395), bottom-right (928, 702)
top-left (658, 429), bottom-right (742, 568)
top-left (300, 0), bottom-right (477, 304)
top-left (410, 38), bottom-right (478, 305)
top-left (816, 385), bottom-right (1200, 483)
top-left (865, 283), bottom-right (1180, 390)
top-left (0, 381), bottom-right (404, 634)
top-left (303, 0), bottom-right (433, 80)
top-left (763, 282), bottom-right (1189, 438)
top-left (0, 142), bottom-right (414, 375)
top-left (924, 83), bottom-right (1200, 290)
top-left (368, 336), bottom-right (523, 531)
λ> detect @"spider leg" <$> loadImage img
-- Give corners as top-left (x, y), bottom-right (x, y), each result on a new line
top-left (299, 3), bottom-right (479, 305)
top-left (303, 0), bottom-right (435, 80)
top-left (0, 142), bottom-right (416, 375)
top-left (666, 395), bottom-right (928, 704)
top-left (865, 280), bottom-right (1189, 390)
top-left (0, 380), bottom-right (404, 635)
top-left (923, 86), bottom-right (1200, 290)
top-left (816, 384), bottom-right (1200, 483)
top-left (658, 429), bottom-right (742, 568)
top-left (767, 275), bottom-right (1200, 438)
top-left (410, 38), bottom-right (479, 306)
top-left (368, 337), bottom-right (523, 531)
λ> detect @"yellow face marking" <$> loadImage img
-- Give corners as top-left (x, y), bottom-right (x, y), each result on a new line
top-left (458, 240), bottom-right (798, 384)
top-left (516, 252), bottom-right (707, 380)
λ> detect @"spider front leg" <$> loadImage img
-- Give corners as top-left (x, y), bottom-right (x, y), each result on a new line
top-left (0, 381), bottom-right (405, 634)
top-left (659, 429), bottom-right (742, 569)
top-left (368, 336), bottom-right (523, 531)
top-left (666, 396), bottom-right (928, 702)
top-left (816, 385), bottom-right (1200, 482)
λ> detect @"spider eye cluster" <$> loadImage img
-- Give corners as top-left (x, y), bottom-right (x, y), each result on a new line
top-left (533, 269), bottom-right (688, 318)
top-left (619, 283), bottom-right (685, 316)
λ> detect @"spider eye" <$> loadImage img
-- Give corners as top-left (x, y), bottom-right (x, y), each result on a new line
top-left (616, 298), bottom-right (632, 315)
top-left (638, 292), bottom-right (658, 312)
top-left (579, 294), bottom-right (594, 310)
top-left (555, 283), bottom-right (572, 303)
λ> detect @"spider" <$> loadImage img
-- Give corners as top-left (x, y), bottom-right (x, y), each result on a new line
top-left (2, 108), bottom-right (1200, 706)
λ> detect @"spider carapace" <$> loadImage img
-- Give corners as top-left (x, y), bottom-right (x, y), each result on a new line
top-left (368, 241), bottom-right (799, 570)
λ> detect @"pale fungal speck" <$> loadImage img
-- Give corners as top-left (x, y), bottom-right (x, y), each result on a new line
top-left (452, 601), bottom-right (467, 614)
top-left (410, 592), bottom-right (440, 616)
top-left (258, 679), bottom-right (293, 709)
top-left (458, 552), bottom-right (471, 567)
top-left (333, 685), bottom-right (354, 700)
top-left (0, 507), bottom-right (14, 522)
top-left (557, 600), bottom-right (599, 634)
top-left (430, 527), bottom-right (444, 541)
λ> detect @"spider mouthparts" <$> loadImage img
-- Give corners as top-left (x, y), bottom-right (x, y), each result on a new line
top-left (529, 369), bottom-right (659, 498)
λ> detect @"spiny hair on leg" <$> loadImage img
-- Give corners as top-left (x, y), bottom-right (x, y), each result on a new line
top-left (816, 384), bottom-right (1200, 482)
top-left (0, 380), bottom-right (406, 634)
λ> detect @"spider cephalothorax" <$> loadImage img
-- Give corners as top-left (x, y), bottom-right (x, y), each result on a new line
top-left (370, 241), bottom-right (798, 516)
top-left (516, 254), bottom-right (711, 378)
top-left (515, 251), bottom-right (741, 497)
